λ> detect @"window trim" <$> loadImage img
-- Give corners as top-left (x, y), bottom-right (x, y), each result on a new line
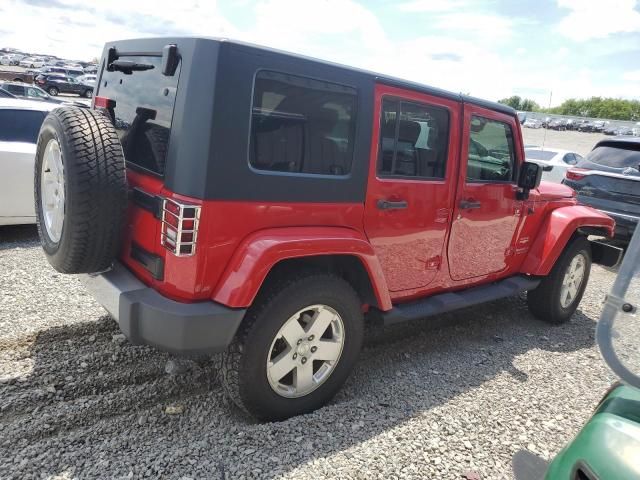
top-left (465, 115), bottom-right (518, 184)
top-left (246, 68), bottom-right (359, 179)
top-left (376, 95), bottom-right (450, 181)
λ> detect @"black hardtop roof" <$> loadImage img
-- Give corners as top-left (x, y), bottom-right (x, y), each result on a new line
top-left (107, 36), bottom-right (516, 117)
top-left (594, 137), bottom-right (640, 151)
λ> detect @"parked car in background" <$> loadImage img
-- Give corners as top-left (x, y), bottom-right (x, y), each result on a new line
top-left (0, 98), bottom-right (58, 225)
top-left (0, 55), bottom-right (13, 65)
top-left (523, 118), bottom-right (542, 129)
top-left (615, 126), bottom-right (634, 136)
top-left (36, 73), bottom-right (94, 98)
top-left (0, 70), bottom-right (34, 83)
top-left (564, 119), bottom-right (577, 130)
top-left (83, 65), bottom-right (98, 74)
top-left (19, 57), bottom-right (45, 68)
top-left (0, 87), bottom-right (16, 98)
top-left (525, 147), bottom-right (584, 183)
top-left (547, 119), bottom-right (566, 131)
top-left (563, 137), bottom-right (640, 242)
top-left (36, 65), bottom-right (85, 78)
top-left (76, 74), bottom-right (96, 86)
top-left (0, 81), bottom-right (65, 104)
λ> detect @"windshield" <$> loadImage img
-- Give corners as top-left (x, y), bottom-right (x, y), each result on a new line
top-left (597, 228), bottom-right (640, 388)
top-left (525, 149), bottom-right (556, 161)
top-left (585, 145), bottom-right (640, 169)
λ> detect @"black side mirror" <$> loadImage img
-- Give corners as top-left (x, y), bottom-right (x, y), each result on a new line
top-left (517, 161), bottom-right (542, 199)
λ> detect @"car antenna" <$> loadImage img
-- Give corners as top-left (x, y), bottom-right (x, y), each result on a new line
top-left (542, 90), bottom-right (552, 151)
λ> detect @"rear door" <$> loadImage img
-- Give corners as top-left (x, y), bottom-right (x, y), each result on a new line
top-left (0, 109), bottom-right (45, 218)
top-left (94, 51), bottom-right (181, 281)
top-left (363, 84), bottom-right (460, 292)
top-left (447, 103), bottom-right (524, 280)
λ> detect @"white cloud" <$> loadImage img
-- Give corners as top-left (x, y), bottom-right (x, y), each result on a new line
top-left (557, 0), bottom-right (640, 41)
top-left (430, 12), bottom-right (514, 40)
top-left (623, 70), bottom-right (640, 82)
top-left (397, 0), bottom-right (468, 12)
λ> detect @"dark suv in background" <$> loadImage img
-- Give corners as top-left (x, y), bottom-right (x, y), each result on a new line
top-left (35, 73), bottom-right (94, 98)
top-left (564, 137), bottom-right (640, 242)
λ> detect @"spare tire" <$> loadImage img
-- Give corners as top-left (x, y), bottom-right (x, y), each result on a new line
top-left (34, 107), bottom-right (127, 274)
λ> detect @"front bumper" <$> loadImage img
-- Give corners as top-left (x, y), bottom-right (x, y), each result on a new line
top-left (80, 262), bottom-right (246, 354)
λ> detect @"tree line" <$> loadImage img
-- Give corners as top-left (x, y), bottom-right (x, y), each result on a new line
top-left (497, 95), bottom-right (640, 121)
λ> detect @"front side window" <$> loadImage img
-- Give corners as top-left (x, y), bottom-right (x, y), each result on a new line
top-left (249, 71), bottom-right (357, 176)
top-left (378, 99), bottom-right (449, 178)
top-left (466, 116), bottom-right (516, 182)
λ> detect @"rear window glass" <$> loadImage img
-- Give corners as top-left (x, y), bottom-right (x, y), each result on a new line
top-left (525, 149), bottom-right (556, 161)
top-left (0, 109), bottom-right (44, 143)
top-left (249, 70), bottom-right (357, 176)
top-left (585, 145), bottom-right (640, 169)
top-left (98, 55), bottom-right (181, 176)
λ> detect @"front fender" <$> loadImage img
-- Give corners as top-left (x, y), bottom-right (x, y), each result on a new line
top-left (211, 227), bottom-right (392, 310)
top-left (521, 205), bottom-right (615, 276)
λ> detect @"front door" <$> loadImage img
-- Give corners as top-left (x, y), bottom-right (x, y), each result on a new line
top-left (363, 84), bottom-right (460, 292)
top-left (447, 103), bottom-right (523, 280)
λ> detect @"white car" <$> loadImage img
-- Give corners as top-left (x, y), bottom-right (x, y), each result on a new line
top-left (77, 74), bottom-right (97, 85)
top-left (523, 118), bottom-right (542, 129)
top-left (19, 57), bottom-right (45, 68)
top-left (0, 55), bottom-right (13, 66)
top-left (524, 147), bottom-right (584, 183)
top-left (0, 99), bottom-right (58, 225)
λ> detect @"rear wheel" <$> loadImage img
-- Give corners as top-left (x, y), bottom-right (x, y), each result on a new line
top-left (527, 236), bottom-right (591, 323)
top-left (220, 273), bottom-right (364, 421)
top-left (84, 89), bottom-right (93, 98)
top-left (48, 87), bottom-right (58, 96)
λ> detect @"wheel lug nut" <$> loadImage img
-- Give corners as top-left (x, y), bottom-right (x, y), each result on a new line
top-left (311, 346), bottom-right (317, 353)
top-left (293, 353), bottom-right (297, 360)
top-left (297, 339), bottom-right (302, 345)
top-left (301, 357), bottom-right (307, 364)
top-left (308, 335), bottom-right (314, 341)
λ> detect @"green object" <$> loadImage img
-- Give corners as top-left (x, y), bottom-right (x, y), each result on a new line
top-left (545, 383), bottom-right (640, 479)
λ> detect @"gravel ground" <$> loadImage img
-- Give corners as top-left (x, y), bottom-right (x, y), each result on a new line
top-left (0, 224), bottom-right (621, 479)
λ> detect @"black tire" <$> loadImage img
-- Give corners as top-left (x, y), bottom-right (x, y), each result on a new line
top-left (220, 273), bottom-right (364, 421)
top-left (12, 78), bottom-right (23, 82)
top-left (84, 89), bottom-right (93, 98)
top-left (48, 87), bottom-right (58, 96)
top-left (527, 235), bottom-right (591, 324)
top-left (34, 107), bottom-right (127, 274)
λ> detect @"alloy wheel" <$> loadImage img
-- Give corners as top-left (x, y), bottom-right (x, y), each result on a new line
top-left (266, 304), bottom-right (345, 398)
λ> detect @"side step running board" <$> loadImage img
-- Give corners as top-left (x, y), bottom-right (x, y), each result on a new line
top-left (380, 275), bottom-right (540, 326)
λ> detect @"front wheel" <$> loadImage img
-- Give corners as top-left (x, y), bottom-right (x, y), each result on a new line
top-left (527, 236), bottom-right (591, 323)
top-left (220, 273), bottom-right (364, 421)
top-left (48, 87), bottom-right (58, 96)
top-left (84, 89), bottom-right (93, 98)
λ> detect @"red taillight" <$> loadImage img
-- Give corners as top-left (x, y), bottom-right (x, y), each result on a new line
top-left (93, 96), bottom-right (115, 109)
top-left (160, 199), bottom-right (200, 256)
top-left (565, 168), bottom-right (589, 181)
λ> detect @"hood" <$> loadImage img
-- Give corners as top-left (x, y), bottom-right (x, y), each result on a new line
top-left (532, 181), bottom-right (576, 201)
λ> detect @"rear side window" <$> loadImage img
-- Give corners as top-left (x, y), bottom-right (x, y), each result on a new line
top-left (525, 149), bottom-right (555, 161)
top-left (0, 110), bottom-right (44, 143)
top-left (466, 116), bottom-right (515, 182)
top-left (249, 71), bottom-right (357, 176)
top-left (585, 145), bottom-right (640, 169)
top-left (378, 98), bottom-right (449, 178)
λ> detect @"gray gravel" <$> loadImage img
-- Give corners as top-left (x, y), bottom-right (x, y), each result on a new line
top-left (0, 224), bottom-right (620, 479)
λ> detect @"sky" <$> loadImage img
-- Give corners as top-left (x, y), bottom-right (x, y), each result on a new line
top-left (1, 0), bottom-right (639, 106)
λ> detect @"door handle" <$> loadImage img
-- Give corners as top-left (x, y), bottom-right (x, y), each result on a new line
top-left (459, 199), bottom-right (482, 210)
top-left (377, 199), bottom-right (408, 210)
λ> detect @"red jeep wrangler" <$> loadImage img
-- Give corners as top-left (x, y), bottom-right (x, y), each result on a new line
top-left (34, 37), bottom-right (618, 421)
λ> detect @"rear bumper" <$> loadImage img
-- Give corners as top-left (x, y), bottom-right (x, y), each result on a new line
top-left (80, 262), bottom-right (246, 354)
